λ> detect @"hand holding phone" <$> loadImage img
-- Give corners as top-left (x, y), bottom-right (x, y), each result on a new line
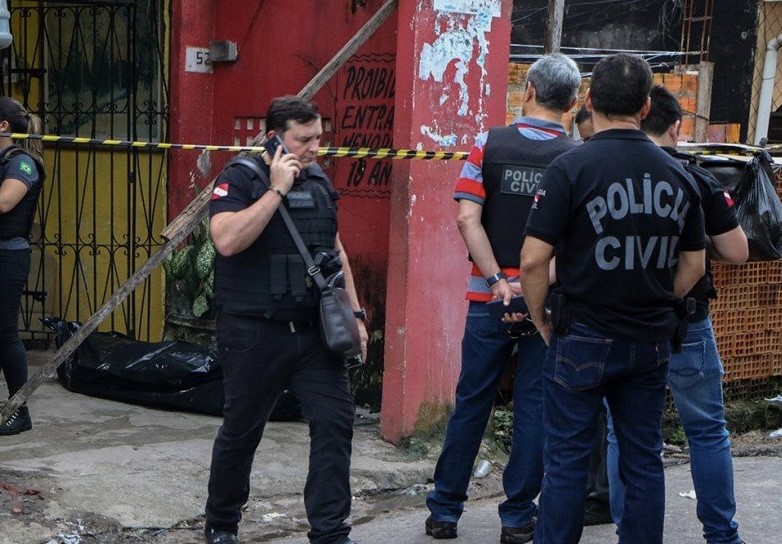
top-left (263, 135), bottom-right (289, 158)
top-left (265, 135), bottom-right (300, 191)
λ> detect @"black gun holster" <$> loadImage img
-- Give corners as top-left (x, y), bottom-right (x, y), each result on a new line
top-left (671, 297), bottom-right (696, 353)
top-left (549, 292), bottom-right (571, 335)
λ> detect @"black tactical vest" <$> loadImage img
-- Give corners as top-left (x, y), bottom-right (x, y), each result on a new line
top-left (480, 125), bottom-right (577, 266)
top-left (0, 145), bottom-right (45, 241)
top-left (213, 159), bottom-right (339, 321)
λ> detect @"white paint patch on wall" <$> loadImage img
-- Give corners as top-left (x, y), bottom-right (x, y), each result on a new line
top-left (420, 125), bottom-right (458, 147)
top-left (408, 194), bottom-right (417, 219)
top-left (419, 0), bottom-right (502, 141)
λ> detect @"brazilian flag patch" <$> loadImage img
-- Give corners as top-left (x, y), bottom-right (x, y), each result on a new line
top-left (19, 161), bottom-right (33, 176)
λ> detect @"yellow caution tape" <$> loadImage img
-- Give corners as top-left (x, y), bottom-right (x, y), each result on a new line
top-left (1, 132), bottom-right (469, 161)
top-left (6, 131), bottom-right (782, 160)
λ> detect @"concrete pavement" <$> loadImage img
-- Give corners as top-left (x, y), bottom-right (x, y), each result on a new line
top-left (1, 349), bottom-right (781, 543)
top-left (1, 351), bottom-right (434, 543)
top-left (262, 456), bottom-right (782, 544)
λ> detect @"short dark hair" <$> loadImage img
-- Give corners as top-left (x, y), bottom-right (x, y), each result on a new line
top-left (641, 85), bottom-right (682, 136)
top-left (266, 95), bottom-right (320, 134)
top-left (590, 54), bottom-right (653, 117)
top-left (574, 104), bottom-right (591, 125)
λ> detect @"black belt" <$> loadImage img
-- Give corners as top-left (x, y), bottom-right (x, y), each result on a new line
top-left (218, 313), bottom-right (317, 333)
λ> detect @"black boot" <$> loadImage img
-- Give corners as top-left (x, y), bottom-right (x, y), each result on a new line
top-left (0, 406), bottom-right (32, 436)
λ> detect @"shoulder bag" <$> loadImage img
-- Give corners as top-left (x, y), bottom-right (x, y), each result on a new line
top-left (228, 157), bottom-right (363, 360)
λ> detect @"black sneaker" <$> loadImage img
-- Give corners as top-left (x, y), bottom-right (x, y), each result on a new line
top-left (425, 516), bottom-right (458, 539)
top-left (583, 498), bottom-right (613, 526)
top-left (0, 406), bottom-right (32, 436)
top-left (500, 520), bottom-right (535, 544)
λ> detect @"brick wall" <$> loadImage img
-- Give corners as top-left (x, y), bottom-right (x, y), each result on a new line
top-left (505, 64), bottom-right (697, 139)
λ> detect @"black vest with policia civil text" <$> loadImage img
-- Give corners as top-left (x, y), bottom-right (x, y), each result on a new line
top-left (479, 125), bottom-right (577, 267)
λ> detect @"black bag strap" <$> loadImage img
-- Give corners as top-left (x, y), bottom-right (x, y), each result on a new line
top-left (227, 157), bottom-right (330, 292)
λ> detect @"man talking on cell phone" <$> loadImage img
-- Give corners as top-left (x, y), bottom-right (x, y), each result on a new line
top-left (204, 95), bottom-right (367, 544)
top-left (425, 54), bottom-right (581, 544)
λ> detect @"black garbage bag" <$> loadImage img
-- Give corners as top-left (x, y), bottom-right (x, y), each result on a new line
top-left (731, 150), bottom-right (782, 261)
top-left (43, 317), bottom-right (302, 420)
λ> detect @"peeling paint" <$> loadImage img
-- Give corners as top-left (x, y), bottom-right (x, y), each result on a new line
top-left (407, 194), bottom-right (418, 220)
top-left (433, 0), bottom-right (501, 18)
top-left (196, 149), bottom-right (212, 178)
top-left (418, 0), bottom-right (501, 131)
top-left (420, 125), bottom-right (458, 147)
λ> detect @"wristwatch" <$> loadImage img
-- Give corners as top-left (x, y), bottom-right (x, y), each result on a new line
top-left (353, 308), bottom-right (367, 321)
top-left (485, 271), bottom-right (507, 288)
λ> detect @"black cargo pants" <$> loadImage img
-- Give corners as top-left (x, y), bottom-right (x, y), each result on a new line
top-left (205, 315), bottom-right (355, 544)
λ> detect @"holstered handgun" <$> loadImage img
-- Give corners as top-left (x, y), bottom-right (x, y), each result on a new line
top-left (671, 297), bottom-right (696, 353)
top-left (549, 292), bottom-right (571, 335)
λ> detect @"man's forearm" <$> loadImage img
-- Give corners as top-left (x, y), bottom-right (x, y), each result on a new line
top-left (520, 262), bottom-right (550, 325)
top-left (519, 237), bottom-right (556, 326)
top-left (673, 249), bottom-right (706, 299)
top-left (460, 222), bottom-right (501, 277)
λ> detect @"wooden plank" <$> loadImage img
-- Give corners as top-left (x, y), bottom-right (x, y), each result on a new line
top-left (1, 0), bottom-right (398, 425)
top-left (695, 61), bottom-right (714, 143)
top-left (299, 0), bottom-right (398, 101)
top-left (544, 0), bottom-right (564, 54)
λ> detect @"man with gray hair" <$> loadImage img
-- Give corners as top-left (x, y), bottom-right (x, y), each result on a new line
top-left (424, 53), bottom-right (581, 544)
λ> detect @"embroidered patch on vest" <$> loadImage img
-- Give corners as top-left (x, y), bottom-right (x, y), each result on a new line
top-left (500, 165), bottom-right (545, 196)
top-left (286, 191), bottom-right (316, 208)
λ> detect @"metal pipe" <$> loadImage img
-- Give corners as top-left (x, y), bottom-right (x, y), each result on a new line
top-left (754, 33), bottom-right (782, 145)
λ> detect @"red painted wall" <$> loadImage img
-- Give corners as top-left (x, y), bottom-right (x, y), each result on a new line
top-left (168, 0), bottom-right (217, 223)
top-left (169, 0), bottom-right (513, 440)
top-left (168, 0), bottom-right (398, 407)
top-left (381, 0), bottom-right (512, 442)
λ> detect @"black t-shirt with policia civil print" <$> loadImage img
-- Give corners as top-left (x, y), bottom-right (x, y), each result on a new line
top-left (525, 129), bottom-right (706, 343)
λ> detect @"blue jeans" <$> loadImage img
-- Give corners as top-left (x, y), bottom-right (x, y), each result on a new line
top-left (607, 318), bottom-right (741, 544)
top-left (534, 322), bottom-right (670, 544)
top-left (426, 301), bottom-right (546, 528)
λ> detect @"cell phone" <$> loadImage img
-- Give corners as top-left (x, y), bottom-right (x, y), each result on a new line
top-left (263, 135), bottom-right (289, 157)
top-left (486, 296), bottom-right (529, 320)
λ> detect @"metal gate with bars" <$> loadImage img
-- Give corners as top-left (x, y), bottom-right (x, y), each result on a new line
top-left (2, 0), bottom-right (169, 343)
